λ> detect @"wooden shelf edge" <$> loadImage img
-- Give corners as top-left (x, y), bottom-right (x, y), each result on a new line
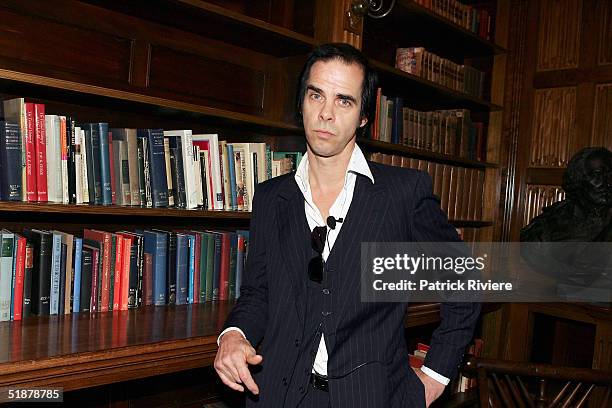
top-left (176, 0), bottom-right (317, 47)
top-left (370, 61), bottom-right (502, 111)
top-left (0, 69), bottom-right (302, 133)
top-left (359, 138), bottom-right (499, 169)
top-left (397, 0), bottom-right (506, 54)
top-left (0, 336), bottom-right (218, 391)
top-left (0, 202), bottom-right (252, 219)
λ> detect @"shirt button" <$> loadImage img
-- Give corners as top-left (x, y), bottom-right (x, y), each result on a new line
top-left (322, 289), bottom-right (330, 295)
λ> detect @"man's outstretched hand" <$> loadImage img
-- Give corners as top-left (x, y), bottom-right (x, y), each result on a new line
top-left (412, 367), bottom-right (445, 407)
top-left (214, 331), bottom-right (263, 395)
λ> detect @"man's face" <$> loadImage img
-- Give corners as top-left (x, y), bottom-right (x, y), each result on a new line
top-left (301, 59), bottom-right (367, 158)
top-left (582, 152), bottom-right (612, 207)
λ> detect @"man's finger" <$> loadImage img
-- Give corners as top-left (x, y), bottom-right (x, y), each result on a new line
top-left (237, 365), bottom-right (260, 395)
top-left (246, 353), bottom-right (263, 365)
top-left (217, 370), bottom-right (245, 392)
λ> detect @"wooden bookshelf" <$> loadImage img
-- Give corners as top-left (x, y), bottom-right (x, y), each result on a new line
top-left (370, 60), bottom-right (502, 112)
top-left (358, 139), bottom-right (499, 169)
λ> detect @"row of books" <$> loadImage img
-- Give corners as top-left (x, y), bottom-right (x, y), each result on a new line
top-left (0, 227), bottom-right (250, 321)
top-left (369, 93), bottom-right (487, 161)
top-left (369, 153), bottom-right (485, 221)
top-left (412, 0), bottom-right (493, 40)
top-left (395, 47), bottom-right (485, 99)
top-left (0, 98), bottom-right (301, 211)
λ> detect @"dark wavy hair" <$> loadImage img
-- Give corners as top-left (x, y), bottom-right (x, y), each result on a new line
top-left (295, 43), bottom-right (378, 135)
top-left (562, 147), bottom-right (612, 200)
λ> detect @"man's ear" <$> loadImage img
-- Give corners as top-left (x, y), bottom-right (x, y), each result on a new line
top-left (360, 117), bottom-right (368, 128)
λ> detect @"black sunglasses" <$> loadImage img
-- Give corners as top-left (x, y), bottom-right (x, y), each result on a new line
top-left (308, 225), bottom-right (327, 283)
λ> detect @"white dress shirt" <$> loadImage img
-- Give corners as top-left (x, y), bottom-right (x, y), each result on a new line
top-left (218, 144), bottom-right (449, 385)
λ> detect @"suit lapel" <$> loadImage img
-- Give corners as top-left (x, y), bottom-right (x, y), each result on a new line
top-left (328, 165), bottom-right (390, 338)
top-left (276, 177), bottom-right (309, 325)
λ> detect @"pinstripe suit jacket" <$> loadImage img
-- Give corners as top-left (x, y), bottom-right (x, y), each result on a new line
top-left (222, 160), bottom-right (481, 407)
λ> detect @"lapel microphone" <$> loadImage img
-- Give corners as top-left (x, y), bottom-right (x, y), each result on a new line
top-left (326, 216), bottom-right (344, 230)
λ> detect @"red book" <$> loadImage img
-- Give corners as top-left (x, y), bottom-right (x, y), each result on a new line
top-left (219, 232), bottom-right (230, 301)
top-left (12, 235), bottom-right (26, 321)
top-left (33, 104), bottom-right (48, 202)
top-left (86, 245), bottom-right (100, 313)
top-left (143, 253), bottom-right (153, 306)
top-left (84, 230), bottom-right (112, 312)
top-left (24, 103), bottom-right (37, 202)
top-left (108, 131), bottom-right (117, 205)
top-left (120, 237), bottom-right (131, 311)
top-left (112, 234), bottom-right (123, 311)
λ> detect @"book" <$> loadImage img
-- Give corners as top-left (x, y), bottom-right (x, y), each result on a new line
top-left (164, 130), bottom-right (198, 209)
top-left (192, 134), bottom-right (223, 210)
top-left (3, 98), bottom-right (27, 202)
top-left (143, 230), bottom-right (167, 306)
top-left (0, 122), bottom-right (22, 201)
top-left (23, 229), bottom-right (52, 315)
top-left (0, 231), bottom-right (14, 321)
top-left (138, 129), bottom-right (169, 207)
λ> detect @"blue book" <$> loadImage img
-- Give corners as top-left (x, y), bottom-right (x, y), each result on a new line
top-left (186, 233), bottom-right (195, 304)
top-left (226, 144), bottom-right (237, 210)
top-left (72, 238), bottom-right (83, 313)
top-left (97, 122), bottom-right (112, 205)
top-left (175, 233), bottom-right (188, 305)
top-left (210, 232), bottom-right (222, 301)
top-left (143, 230), bottom-right (167, 306)
top-left (228, 233), bottom-right (238, 300)
top-left (138, 129), bottom-right (169, 208)
top-left (58, 243), bottom-right (66, 315)
top-left (0, 122), bottom-right (22, 201)
top-left (50, 233), bottom-right (62, 315)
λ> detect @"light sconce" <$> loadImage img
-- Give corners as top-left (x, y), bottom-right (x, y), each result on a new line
top-left (345, 0), bottom-right (397, 33)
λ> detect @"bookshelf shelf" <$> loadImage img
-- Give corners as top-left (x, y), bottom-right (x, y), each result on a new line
top-left (0, 302), bottom-right (441, 391)
top-left (358, 139), bottom-right (499, 169)
top-left (49, 0), bottom-right (317, 58)
top-left (394, 0), bottom-right (505, 57)
top-left (370, 60), bottom-right (502, 113)
top-left (0, 70), bottom-right (303, 135)
top-left (0, 202), bottom-right (252, 220)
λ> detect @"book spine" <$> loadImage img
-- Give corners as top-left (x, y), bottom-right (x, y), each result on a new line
top-left (192, 233), bottom-right (201, 304)
top-left (73, 238), bottom-right (82, 313)
top-left (136, 137), bottom-right (147, 206)
top-left (66, 118), bottom-right (77, 204)
top-left (108, 131), bottom-right (117, 205)
top-left (187, 235), bottom-right (195, 304)
top-left (12, 236), bottom-right (26, 320)
top-left (0, 122), bottom-right (23, 201)
top-left (0, 234), bottom-right (14, 321)
top-left (24, 103), bottom-right (37, 202)
top-left (176, 234), bottom-right (188, 305)
top-left (88, 125), bottom-right (103, 204)
top-left (34, 104), bottom-right (48, 202)
top-left (163, 138), bottom-right (175, 207)
top-left (58, 243), bottom-right (67, 315)
top-left (98, 123), bottom-right (112, 205)
top-left (79, 248), bottom-right (92, 312)
top-left (169, 140), bottom-right (186, 208)
top-left (219, 233), bottom-right (230, 301)
top-left (113, 235), bottom-right (123, 311)
top-left (22, 242), bottom-right (33, 318)
top-left (120, 237), bottom-right (130, 311)
top-left (166, 232), bottom-right (177, 305)
top-left (59, 117), bottom-right (68, 204)
top-left (90, 248), bottom-right (99, 313)
top-left (50, 234), bottom-right (62, 315)
top-left (141, 129), bottom-right (169, 208)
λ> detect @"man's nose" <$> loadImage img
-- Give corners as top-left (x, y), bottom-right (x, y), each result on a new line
top-left (319, 100), bottom-right (334, 121)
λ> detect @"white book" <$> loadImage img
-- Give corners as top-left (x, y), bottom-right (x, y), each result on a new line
top-left (192, 134), bottom-right (223, 210)
top-left (0, 231), bottom-right (14, 321)
top-left (193, 145), bottom-right (204, 207)
top-left (164, 130), bottom-right (198, 209)
top-left (80, 130), bottom-right (90, 204)
top-left (74, 127), bottom-right (83, 204)
top-left (45, 115), bottom-right (62, 203)
top-left (220, 141), bottom-right (231, 211)
top-left (60, 117), bottom-right (69, 204)
top-left (163, 138), bottom-right (174, 207)
top-left (231, 143), bottom-right (254, 212)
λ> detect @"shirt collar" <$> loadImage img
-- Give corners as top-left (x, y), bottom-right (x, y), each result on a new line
top-left (294, 143), bottom-right (374, 193)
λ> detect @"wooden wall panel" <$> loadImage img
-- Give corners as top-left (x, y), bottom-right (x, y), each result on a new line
top-left (522, 184), bottom-right (565, 227)
top-left (530, 87), bottom-right (576, 167)
top-left (148, 46), bottom-right (266, 115)
top-left (536, 0), bottom-right (582, 71)
top-left (596, 1), bottom-right (612, 65)
top-left (591, 83), bottom-right (612, 149)
top-left (0, 7), bottom-right (131, 83)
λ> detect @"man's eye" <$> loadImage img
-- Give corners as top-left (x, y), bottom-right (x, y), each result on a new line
top-left (310, 93), bottom-right (322, 100)
top-left (338, 99), bottom-right (352, 107)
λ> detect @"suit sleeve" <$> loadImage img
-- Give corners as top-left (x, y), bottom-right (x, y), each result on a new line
top-left (221, 185), bottom-right (269, 346)
top-left (410, 171), bottom-right (481, 380)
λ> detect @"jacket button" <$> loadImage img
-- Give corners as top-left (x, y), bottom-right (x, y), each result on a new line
top-left (282, 377), bottom-right (287, 386)
top-left (322, 288), bottom-right (330, 295)
top-left (322, 311), bottom-right (332, 316)
top-left (299, 386), bottom-right (304, 394)
top-left (294, 339), bottom-right (300, 347)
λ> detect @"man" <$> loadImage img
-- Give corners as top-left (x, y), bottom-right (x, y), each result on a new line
top-left (214, 43), bottom-right (480, 407)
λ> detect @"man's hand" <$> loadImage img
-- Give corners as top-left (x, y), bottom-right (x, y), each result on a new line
top-left (412, 367), bottom-right (445, 407)
top-left (214, 331), bottom-right (263, 394)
